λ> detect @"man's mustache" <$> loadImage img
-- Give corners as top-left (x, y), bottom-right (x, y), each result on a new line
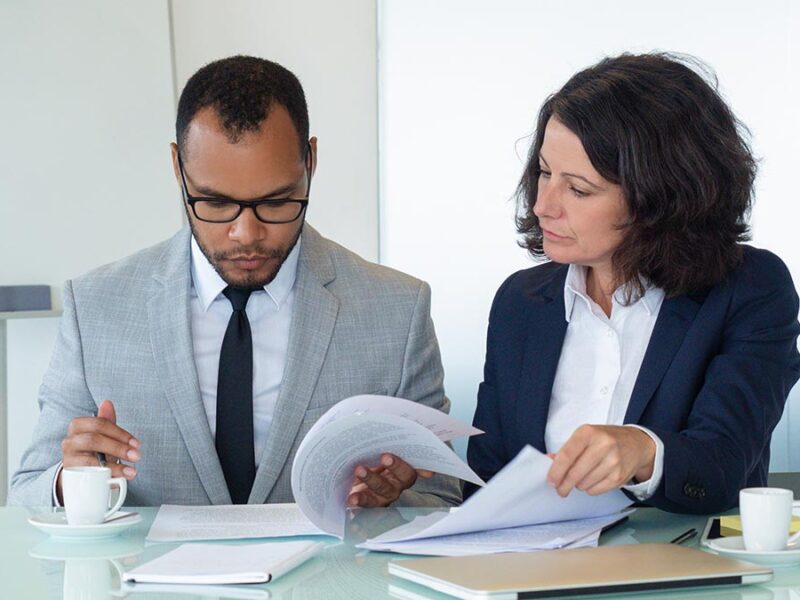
top-left (212, 246), bottom-right (284, 261)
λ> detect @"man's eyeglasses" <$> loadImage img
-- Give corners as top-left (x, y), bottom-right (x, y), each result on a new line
top-left (177, 144), bottom-right (312, 224)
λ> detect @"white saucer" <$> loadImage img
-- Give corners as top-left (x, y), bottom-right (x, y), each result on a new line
top-left (28, 511), bottom-right (142, 540)
top-left (707, 536), bottom-right (800, 567)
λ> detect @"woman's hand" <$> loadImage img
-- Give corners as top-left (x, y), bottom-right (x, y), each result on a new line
top-left (546, 425), bottom-right (655, 497)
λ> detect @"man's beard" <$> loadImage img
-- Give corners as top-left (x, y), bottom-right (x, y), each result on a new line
top-left (188, 218), bottom-right (304, 290)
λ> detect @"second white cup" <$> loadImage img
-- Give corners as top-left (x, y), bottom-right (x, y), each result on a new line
top-left (62, 466), bottom-right (127, 526)
top-left (739, 487), bottom-right (793, 552)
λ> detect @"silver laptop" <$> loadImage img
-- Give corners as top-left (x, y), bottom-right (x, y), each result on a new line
top-left (388, 543), bottom-right (772, 599)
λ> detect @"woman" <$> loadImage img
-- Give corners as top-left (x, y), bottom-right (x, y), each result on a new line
top-left (467, 53), bottom-right (800, 514)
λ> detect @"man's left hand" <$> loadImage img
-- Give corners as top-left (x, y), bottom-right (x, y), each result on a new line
top-left (547, 425), bottom-right (656, 497)
top-left (346, 454), bottom-right (433, 508)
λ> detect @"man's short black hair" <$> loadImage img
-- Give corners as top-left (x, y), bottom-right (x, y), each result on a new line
top-left (176, 55), bottom-right (309, 158)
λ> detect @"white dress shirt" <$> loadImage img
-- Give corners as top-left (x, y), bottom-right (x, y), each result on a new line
top-left (544, 264), bottom-right (665, 500)
top-left (190, 235), bottom-right (300, 466)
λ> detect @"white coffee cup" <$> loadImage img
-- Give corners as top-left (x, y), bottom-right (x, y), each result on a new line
top-left (739, 487), bottom-right (793, 551)
top-left (62, 466), bottom-right (127, 526)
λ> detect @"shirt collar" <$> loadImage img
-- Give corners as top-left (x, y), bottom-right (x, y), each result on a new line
top-left (563, 264), bottom-right (588, 322)
top-left (190, 235), bottom-right (301, 312)
top-left (637, 283), bottom-right (664, 315)
top-left (562, 264), bottom-right (663, 322)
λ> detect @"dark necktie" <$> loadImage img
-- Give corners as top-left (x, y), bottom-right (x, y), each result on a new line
top-left (216, 286), bottom-right (256, 504)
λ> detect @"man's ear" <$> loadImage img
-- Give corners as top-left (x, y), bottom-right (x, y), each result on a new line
top-left (170, 142), bottom-right (181, 185)
top-left (308, 136), bottom-right (318, 178)
top-left (170, 143), bottom-right (190, 225)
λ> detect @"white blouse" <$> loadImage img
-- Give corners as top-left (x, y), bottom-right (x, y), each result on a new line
top-left (544, 264), bottom-right (665, 499)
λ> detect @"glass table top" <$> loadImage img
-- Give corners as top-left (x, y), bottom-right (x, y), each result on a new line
top-left (2, 505), bottom-right (800, 599)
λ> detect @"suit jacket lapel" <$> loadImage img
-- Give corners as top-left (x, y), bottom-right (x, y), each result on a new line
top-left (516, 265), bottom-right (569, 453)
top-left (148, 228), bottom-right (231, 504)
top-left (624, 293), bottom-right (702, 424)
top-left (249, 226), bottom-right (339, 503)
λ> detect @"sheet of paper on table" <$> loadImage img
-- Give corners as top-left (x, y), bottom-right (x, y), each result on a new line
top-left (360, 511), bottom-right (634, 556)
top-left (290, 395), bottom-right (485, 538)
top-left (359, 445), bottom-right (632, 554)
top-left (146, 504), bottom-right (328, 542)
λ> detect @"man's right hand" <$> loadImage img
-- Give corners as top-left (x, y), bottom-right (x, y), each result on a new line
top-left (56, 400), bottom-right (140, 502)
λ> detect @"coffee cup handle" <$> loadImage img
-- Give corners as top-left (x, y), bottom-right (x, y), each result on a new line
top-left (104, 477), bottom-right (127, 519)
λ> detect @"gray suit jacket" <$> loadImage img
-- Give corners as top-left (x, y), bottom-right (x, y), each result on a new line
top-left (9, 225), bottom-right (462, 508)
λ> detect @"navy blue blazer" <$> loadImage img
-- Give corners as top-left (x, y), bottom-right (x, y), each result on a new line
top-left (467, 246), bottom-right (800, 514)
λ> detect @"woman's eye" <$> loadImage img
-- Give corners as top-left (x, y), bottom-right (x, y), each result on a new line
top-left (570, 187), bottom-right (589, 198)
top-left (538, 169), bottom-right (551, 179)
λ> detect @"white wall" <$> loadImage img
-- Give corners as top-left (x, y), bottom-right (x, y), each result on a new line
top-left (0, 0), bottom-right (181, 500)
top-left (171, 0), bottom-right (379, 261)
top-left (379, 0), bottom-right (800, 464)
top-left (0, 0), bottom-right (181, 294)
top-left (1, 0), bottom-right (379, 497)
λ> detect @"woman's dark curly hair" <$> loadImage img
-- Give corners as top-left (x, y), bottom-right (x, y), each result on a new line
top-left (516, 53), bottom-right (756, 298)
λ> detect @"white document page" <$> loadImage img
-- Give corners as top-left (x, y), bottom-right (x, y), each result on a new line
top-left (366, 445), bottom-right (631, 544)
top-left (291, 412), bottom-right (485, 538)
top-left (311, 394), bottom-right (483, 441)
top-left (123, 540), bottom-right (324, 584)
top-left (146, 504), bottom-right (327, 543)
top-left (359, 511), bottom-right (633, 556)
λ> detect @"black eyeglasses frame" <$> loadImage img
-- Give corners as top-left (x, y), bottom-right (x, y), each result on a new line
top-left (177, 142), bottom-right (313, 224)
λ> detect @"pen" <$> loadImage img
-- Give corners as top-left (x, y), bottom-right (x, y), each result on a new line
top-left (94, 411), bottom-right (108, 467)
top-left (670, 528), bottom-right (697, 545)
top-left (103, 511), bottom-right (139, 524)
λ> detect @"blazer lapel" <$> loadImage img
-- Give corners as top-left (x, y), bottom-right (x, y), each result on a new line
top-left (624, 293), bottom-right (702, 424)
top-left (516, 265), bottom-right (569, 453)
top-left (249, 226), bottom-right (339, 503)
top-left (148, 228), bottom-right (231, 504)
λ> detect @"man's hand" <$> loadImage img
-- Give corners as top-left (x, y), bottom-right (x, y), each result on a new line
top-left (547, 425), bottom-right (655, 497)
top-left (346, 454), bottom-right (433, 508)
top-left (57, 400), bottom-right (140, 501)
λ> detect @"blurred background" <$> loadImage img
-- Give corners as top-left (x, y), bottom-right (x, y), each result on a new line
top-left (1, 0), bottom-right (798, 503)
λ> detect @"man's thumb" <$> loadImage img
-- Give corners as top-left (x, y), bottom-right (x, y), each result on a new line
top-left (97, 399), bottom-right (116, 424)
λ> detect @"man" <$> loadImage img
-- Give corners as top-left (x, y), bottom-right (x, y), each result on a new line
top-left (9, 56), bottom-right (461, 509)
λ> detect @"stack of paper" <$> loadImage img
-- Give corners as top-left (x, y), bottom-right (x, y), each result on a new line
top-left (359, 445), bottom-right (632, 556)
top-left (146, 396), bottom-right (486, 544)
top-left (291, 394), bottom-right (485, 537)
top-left (362, 512), bottom-right (631, 556)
